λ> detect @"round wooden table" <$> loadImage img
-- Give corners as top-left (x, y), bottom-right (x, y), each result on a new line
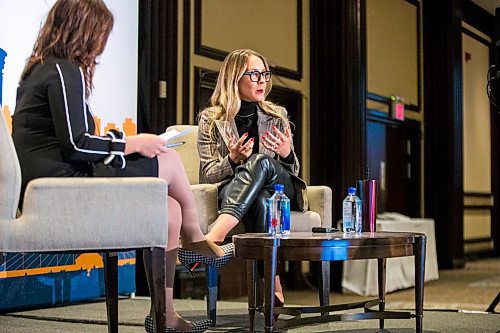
top-left (233, 231), bottom-right (427, 333)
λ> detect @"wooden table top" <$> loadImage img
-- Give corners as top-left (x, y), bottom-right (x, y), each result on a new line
top-left (232, 231), bottom-right (426, 261)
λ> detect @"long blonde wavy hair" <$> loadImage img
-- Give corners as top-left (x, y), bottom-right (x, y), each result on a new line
top-left (203, 49), bottom-right (286, 136)
top-left (20, 0), bottom-right (114, 99)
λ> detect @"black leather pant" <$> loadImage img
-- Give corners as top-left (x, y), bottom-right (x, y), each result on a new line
top-left (219, 154), bottom-right (295, 233)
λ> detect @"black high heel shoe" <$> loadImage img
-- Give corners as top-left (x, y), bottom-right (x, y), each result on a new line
top-left (273, 293), bottom-right (285, 323)
top-left (183, 262), bottom-right (200, 279)
top-left (178, 243), bottom-right (234, 269)
top-left (144, 314), bottom-right (212, 333)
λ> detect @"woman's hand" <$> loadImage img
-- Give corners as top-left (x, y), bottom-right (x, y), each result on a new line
top-left (125, 134), bottom-right (169, 158)
top-left (228, 132), bottom-right (254, 164)
top-left (262, 126), bottom-right (292, 158)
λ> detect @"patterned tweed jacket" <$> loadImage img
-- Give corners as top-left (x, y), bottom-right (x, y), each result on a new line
top-left (197, 105), bottom-right (308, 211)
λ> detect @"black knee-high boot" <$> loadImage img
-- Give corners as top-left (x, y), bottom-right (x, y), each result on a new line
top-left (241, 190), bottom-right (272, 233)
top-left (219, 154), bottom-right (294, 221)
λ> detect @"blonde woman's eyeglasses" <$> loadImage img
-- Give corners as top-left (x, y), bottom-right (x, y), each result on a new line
top-left (243, 70), bottom-right (272, 82)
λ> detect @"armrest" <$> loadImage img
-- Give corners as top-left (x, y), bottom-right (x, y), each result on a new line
top-left (17, 177), bottom-right (168, 251)
top-left (307, 185), bottom-right (333, 228)
top-left (190, 183), bottom-right (219, 234)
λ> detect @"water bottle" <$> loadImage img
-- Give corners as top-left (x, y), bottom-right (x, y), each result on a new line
top-left (267, 184), bottom-right (291, 235)
top-left (342, 187), bottom-right (362, 233)
top-left (280, 188), bottom-right (291, 235)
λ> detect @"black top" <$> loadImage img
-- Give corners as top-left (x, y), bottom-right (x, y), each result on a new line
top-left (235, 100), bottom-right (259, 155)
top-left (230, 101), bottom-right (294, 168)
top-left (12, 57), bottom-right (157, 195)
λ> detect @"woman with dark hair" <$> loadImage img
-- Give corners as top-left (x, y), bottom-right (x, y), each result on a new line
top-left (11, 1), bottom-right (230, 332)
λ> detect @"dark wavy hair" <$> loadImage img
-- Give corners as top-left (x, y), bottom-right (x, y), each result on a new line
top-left (20, 0), bottom-right (114, 98)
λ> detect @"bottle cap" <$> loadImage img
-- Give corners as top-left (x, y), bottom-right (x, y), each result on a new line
top-left (348, 187), bottom-right (356, 195)
top-left (274, 184), bottom-right (284, 191)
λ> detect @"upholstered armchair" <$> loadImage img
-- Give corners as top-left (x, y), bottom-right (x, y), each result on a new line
top-left (0, 113), bottom-right (168, 333)
top-left (167, 125), bottom-right (333, 324)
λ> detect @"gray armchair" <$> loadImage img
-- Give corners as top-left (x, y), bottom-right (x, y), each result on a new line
top-left (0, 113), bottom-right (168, 333)
top-left (167, 125), bottom-right (333, 323)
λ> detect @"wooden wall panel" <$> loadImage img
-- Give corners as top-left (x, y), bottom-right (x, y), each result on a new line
top-left (195, 0), bottom-right (302, 79)
top-left (367, 0), bottom-right (419, 107)
top-left (463, 30), bottom-right (491, 193)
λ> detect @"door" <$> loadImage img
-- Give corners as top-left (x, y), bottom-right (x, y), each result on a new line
top-left (367, 112), bottom-right (420, 217)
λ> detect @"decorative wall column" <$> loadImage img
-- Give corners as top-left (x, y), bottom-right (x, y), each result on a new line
top-left (310, 0), bottom-right (367, 224)
top-left (423, 0), bottom-right (465, 268)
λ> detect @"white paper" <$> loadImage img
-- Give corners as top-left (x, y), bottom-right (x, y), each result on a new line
top-left (159, 128), bottom-right (192, 143)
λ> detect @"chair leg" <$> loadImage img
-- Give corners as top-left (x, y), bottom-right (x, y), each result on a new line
top-left (206, 265), bottom-right (218, 325)
top-left (104, 252), bottom-right (118, 333)
top-left (151, 248), bottom-right (167, 333)
top-left (319, 260), bottom-right (330, 315)
top-left (486, 292), bottom-right (500, 313)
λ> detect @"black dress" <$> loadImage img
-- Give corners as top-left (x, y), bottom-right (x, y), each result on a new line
top-left (12, 57), bottom-right (157, 196)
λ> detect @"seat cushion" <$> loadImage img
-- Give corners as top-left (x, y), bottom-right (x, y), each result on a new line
top-left (209, 211), bottom-right (322, 236)
top-left (289, 211), bottom-right (322, 231)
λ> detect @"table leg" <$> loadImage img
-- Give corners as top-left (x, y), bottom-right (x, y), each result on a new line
top-left (246, 260), bottom-right (258, 333)
top-left (414, 235), bottom-right (427, 333)
top-left (319, 260), bottom-right (330, 315)
top-left (264, 245), bottom-right (278, 333)
top-left (206, 266), bottom-right (218, 325)
top-left (377, 258), bottom-right (386, 330)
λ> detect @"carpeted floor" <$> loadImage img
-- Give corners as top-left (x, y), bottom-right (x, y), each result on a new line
top-left (222, 257), bottom-right (500, 313)
top-left (1, 257), bottom-right (499, 332)
top-left (1, 298), bottom-right (499, 333)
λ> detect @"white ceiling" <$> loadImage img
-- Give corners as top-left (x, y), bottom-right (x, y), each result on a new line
top-left (472, 0), bottom-right (498, 15)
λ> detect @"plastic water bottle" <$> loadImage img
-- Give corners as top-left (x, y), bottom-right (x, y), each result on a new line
top-left (342, 187), bottom-right (362, 233)
top-left (280, 187), bottom-right (291, 235)
top-left (267, 184), bottom-right (291, 235)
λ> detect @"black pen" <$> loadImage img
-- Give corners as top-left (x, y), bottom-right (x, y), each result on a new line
top-left (166, 141), bottom-right (186, 148)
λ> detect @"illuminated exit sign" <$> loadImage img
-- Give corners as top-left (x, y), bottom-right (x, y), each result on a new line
top-left (390, 95), bottom-right (405, 121)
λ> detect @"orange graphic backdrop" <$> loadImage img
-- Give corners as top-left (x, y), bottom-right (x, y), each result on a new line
top-left (0, 253), bottom-right (135, 279)
top-left (2, 106), bottom-right (137, 136)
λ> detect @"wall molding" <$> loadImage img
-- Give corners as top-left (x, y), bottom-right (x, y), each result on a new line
top-left (367, 0), bottom-right (421, 111)
top-left (367, 92), bottom-right (419, 112)
top-left (464, 237), bottom-right (493, 244)
top-left (462, 27), bottom-right (492, 46)
top-left (462, 1), bottom-right (497, 255)
top-left (463, 0), bottom-right (494, 38)
top-left (464, 192), bottom-right (494, 209)
top-left (194, 0), bottom-right (303, 80)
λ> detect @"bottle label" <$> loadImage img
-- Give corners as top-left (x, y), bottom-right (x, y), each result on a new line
top-left (267, 190), bottom-right (291, 236)
top-left (267, 196), bottom-right (280, 235)
top-left (355, 199), bottom-right (362, 233)
top-left (343, 200), bottom-right (353, 231)
top-left (280, 198), bottom-right (290, 234)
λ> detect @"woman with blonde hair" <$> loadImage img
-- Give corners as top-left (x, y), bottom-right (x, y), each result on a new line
top-left (12, 1), bottom-right (231, 332)
top-left (183, 49), bottom-right (308, 314)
